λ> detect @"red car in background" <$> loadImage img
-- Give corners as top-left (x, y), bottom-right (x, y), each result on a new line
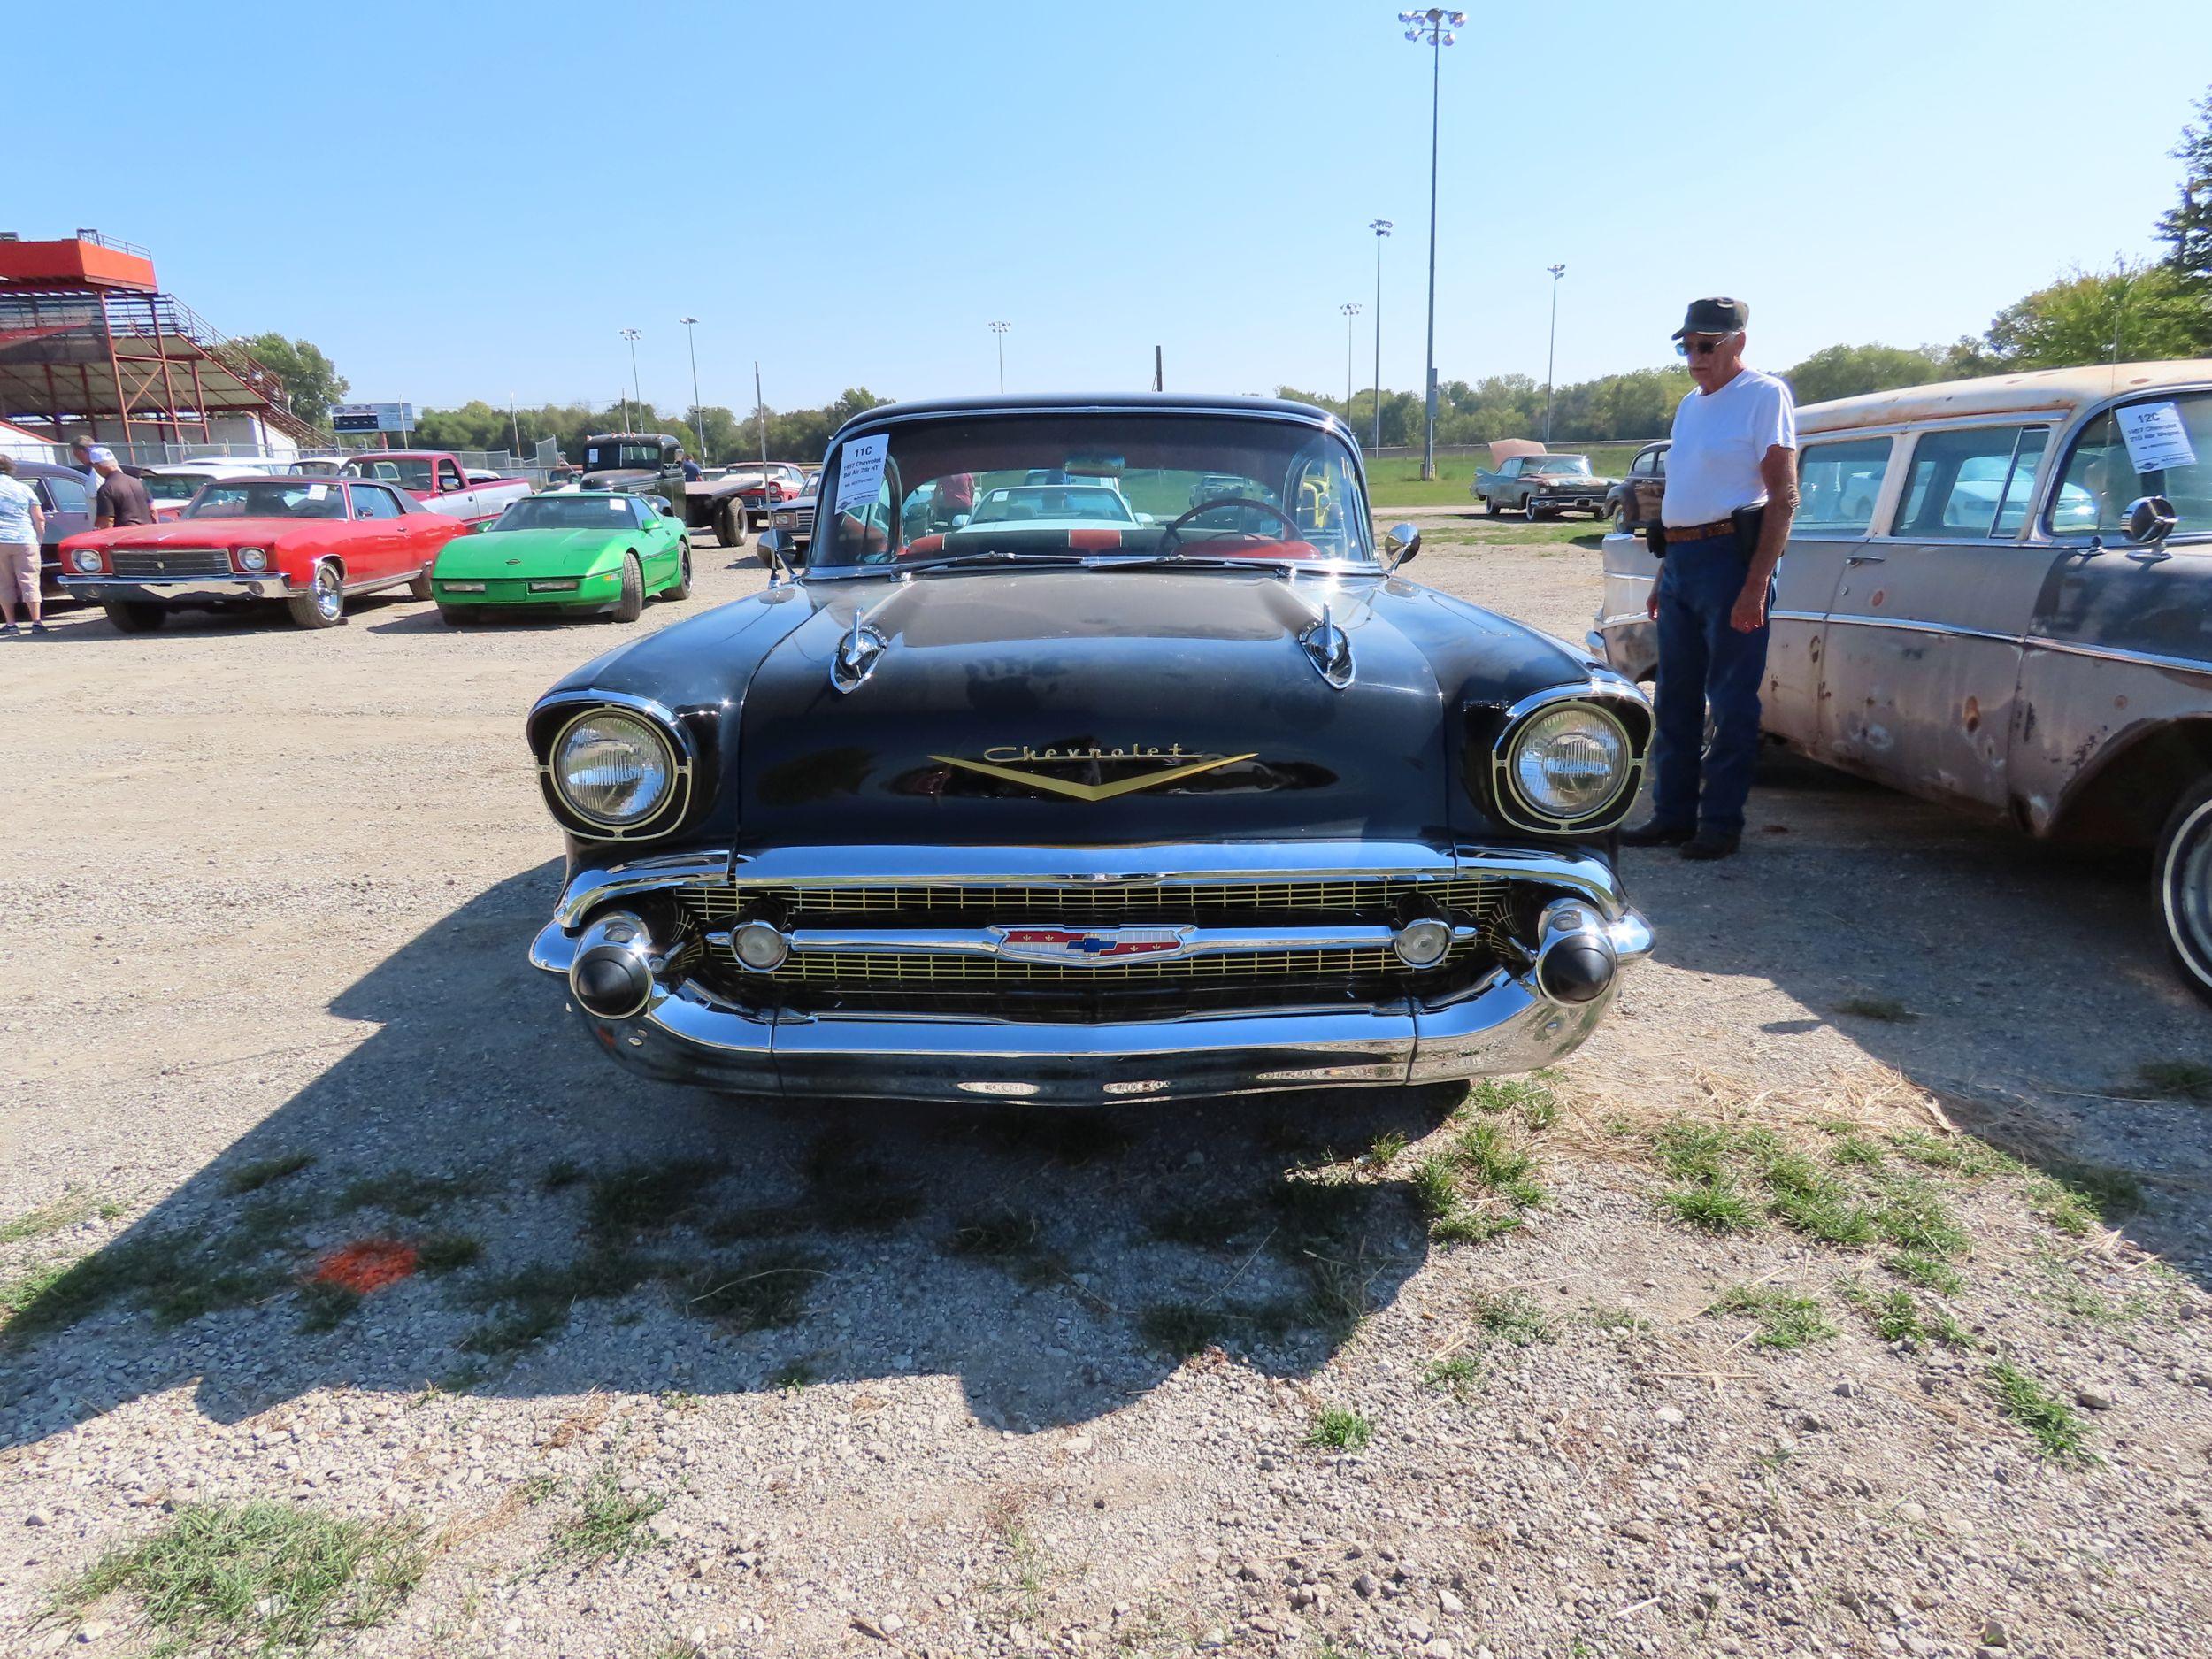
top-left (58, 475), bottom-right (468, 633)
top-left (725, 461), bottom-right (810, 529)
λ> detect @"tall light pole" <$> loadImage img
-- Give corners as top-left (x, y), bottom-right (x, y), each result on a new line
top-left (1339, 303), bottom-right (1363, 414)
top-left (1400, 9), bottom-right (1463, 481)
top-left (989, 320), bottom-right (1009, 393)
top-left (618, 328), bottom-right (642, 431)
top-left (679, 316), bottom-right (705, 461)
top-left (1542, 265), bottom-right (1566, 447)
top-left (1369, 219), bottom-right (1392, 449)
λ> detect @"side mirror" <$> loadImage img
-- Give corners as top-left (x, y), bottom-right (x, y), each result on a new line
top-left (951, 513), bottom-right (972, 529)
top-left (756, 527), bottom-right (795, 584)
top-left (1382, 521), bottom-right (1421, 570)
top-left (2124, 495), bottom-right (2178, 548)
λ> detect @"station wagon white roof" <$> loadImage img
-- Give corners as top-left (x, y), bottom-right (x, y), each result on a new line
top-left (1800, 359), bottom-right (2212, 434)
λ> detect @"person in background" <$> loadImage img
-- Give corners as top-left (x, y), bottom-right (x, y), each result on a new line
top-left (675, 448), bottom-right (702, 483)
top-left (0, 456), bottom-right (48, 635)
top-left (70, 435), bottom-right (101, 495)
top-left (89, 446), bottom-right (154, 529)
top-left (935, 471), bottom-right (977, 528)
top-left (1621, 296), bottom-right (1798, 861)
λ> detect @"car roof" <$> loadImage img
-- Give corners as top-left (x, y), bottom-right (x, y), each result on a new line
top-left (831, 391), bottom-right (1348, 442)
top-left (1800, 359), bottom-right (2212, 434)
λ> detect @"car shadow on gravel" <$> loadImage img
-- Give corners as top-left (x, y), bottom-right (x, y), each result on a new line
top-left (1628, 748), bottom-right (2212, 1284)
top-left (0, 864), bottom-right (1454, 1447)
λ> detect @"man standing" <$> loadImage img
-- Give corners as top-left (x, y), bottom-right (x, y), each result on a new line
top-left (1622, 297), bottom-right (1797, 860)
top-left (0, 456), bottom-right (48, 635)
top-left (88, 447), bottom-right (154, 529)
top-left (69, 435), bottom-right (101, 495)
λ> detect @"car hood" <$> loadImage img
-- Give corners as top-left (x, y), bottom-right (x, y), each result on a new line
top-left (435, 527), bottom-right (627, 576)
top-left (63, 517), bottom-right (332, 548)
top-left (714, 567), bottom-right (1585, 849)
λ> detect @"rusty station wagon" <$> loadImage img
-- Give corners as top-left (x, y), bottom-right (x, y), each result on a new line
top-left (1593, 360), bottom-right (2212, 1000)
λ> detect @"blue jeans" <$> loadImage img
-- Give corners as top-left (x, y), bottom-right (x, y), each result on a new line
top-left (1649, 533), bottom-right (1770, 836)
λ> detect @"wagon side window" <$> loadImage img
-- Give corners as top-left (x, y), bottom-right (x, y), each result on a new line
top-left (2051, 394), bottom-right (2212, 540)
top-left (1890, 425), bottom-right (2048, 541)
top-left (1794, 437), bottom-right (1892, 535)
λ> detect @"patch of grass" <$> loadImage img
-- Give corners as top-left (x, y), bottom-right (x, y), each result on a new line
top-left (1424, 1354), bottom-right (1479, 1391)
top-left (1409, 1156), bottom-right (1459, 1221)
top-left (1267, 1176), bottom-right (1374, 1251)
top-left (1870, 1177), bottom-right (1970, 1259)
top-left (1363, 1129), bottom-right (1409, 1166)
top-left (1710, 1286), bottom-right (1837, 1351)
top-left (1868, 1290), bottom-right (1924, 1344)
top-left (945, 1207), bottom-right (1064, 1286)
top-left (2131, 1059), bottom-right (2212, 1102)
top-left (541, 1158), bottom-right (588, 1192)
top-left (1828, 1133), bottom-right (1886, 1168)
top-left (1886, 1130), bottom-right (2009, 1178)
top-left (682, 1247), bottom-right (825, 1332)
top-left (4, 1225), bottom-right (296, 1342)
top-left (1660, 1181), bottom-right (1761, 1233)
top-left (334, 1170), bottom-right (486, 1222)
top-left (547, 1467), bottom-right (666, 1568)
top-left (770, 1359), bottom-right (814, 1394)
top-left (1653, 1121), bottom-right (1737, 1184)
top-left (2027, 1161), bottom-right (2144, 1234)
top-left (1471, 1288), bottom-right (1555, 1347)
top-left (1882, 1250), bottom-right (1966, 1294)
top-left (1463, 1074), bottom-right (1560, 1130)
top-left (51, 1501), bottom-right (426, 1653)
top-left (223, 1152), bottom-right (317, 1197)
top-left (459, 1248), bottom-right (661, 1356)
top-left (1925, 1305), bottom-right (1975, 1348)
top-left (0, 1192), bottom-right (124, 1245)
top-left (413, 1233), bottom-right (483, 1276)
top-left (296, 1280), bottom-right (363, 1334)
top-left (1137, 1302), bottom-right (1225, 1359)
top-left (584, 1158), bottom-right (725, 1240)
top-left (1986, 1360), bottom-right (2093, 1460)
top-left (1294, 1252), bottom-right (1374, 1345)
top-left (1428, 1208), bottom-right (1522, 1246)
top-left (1587, 1305), bottom-right (1653, 1333)
top-left (1757, 1148), bottom-right (1878, 1244)
top-left (1451, 1120), bottom-right (1543, 1207)
top-left (798, 1136), bottom-right (925, 1233)
top-left (1305, 1405), bottom-right (1374, 1450)
top-left (1837, 994), bottom-right (1916, 1023)
top-left (458, 1302), bottom-right (565, 1358)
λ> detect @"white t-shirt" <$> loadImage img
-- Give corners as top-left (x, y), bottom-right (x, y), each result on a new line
top-left (1661, 366), bottom-right (1796, 526)
top-left (0, 475), bottom-right (39, 545)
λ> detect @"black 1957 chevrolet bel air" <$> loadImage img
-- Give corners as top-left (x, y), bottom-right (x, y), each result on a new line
top-left (525, 394), bottom-right (1655, 1106)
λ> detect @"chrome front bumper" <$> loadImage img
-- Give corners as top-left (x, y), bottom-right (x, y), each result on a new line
top-left (61, 572), bottom-right (293, 604)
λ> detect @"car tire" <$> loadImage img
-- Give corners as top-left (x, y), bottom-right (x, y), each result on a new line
top-left (408, 565), bottom-right (435, 600)
top-left (2155, 775), bottom-right (2212, 1003)
top-left (1613, 504), bottom-right (1630, 533)
top-left (1523, 496), bottom-right (1544, 523)
top-left (104, 600), bottom-right (165, 634)
top-left (285, 562), bottom-right (345, 629)
top-left (667, 544), bottom-right (693, 600)
top-left (610, 554), bottom-right (645, 624)
top-left (718, 503), bottom-right (746, 549)
top-left (1484, 494), bottom-right (1502, 517)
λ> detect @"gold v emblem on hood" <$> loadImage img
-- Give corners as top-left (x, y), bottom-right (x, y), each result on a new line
top-left (930, 751), bottom-right (1257, 802)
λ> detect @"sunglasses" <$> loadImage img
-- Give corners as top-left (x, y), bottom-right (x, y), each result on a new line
top-left (1675, 334), bottom-right (1732, 357)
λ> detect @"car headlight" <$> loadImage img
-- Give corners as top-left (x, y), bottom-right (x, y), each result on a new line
top-left (237, 547), bottom-right (267, 571)
top-left (528, 579), bottom-right (581, 592)
top-left (442, 580), bottom-right (487, 593)
top-left (775, 511), bottom-right (794, 528)
top-left (1498, 700), bottom-right (1636, 827)
top-left (72, 549), bottom-right (102, 573)
top-left (552, 709), bottom-right (679, 828)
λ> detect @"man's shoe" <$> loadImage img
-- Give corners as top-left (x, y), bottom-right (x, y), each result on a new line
top-left (28, 621), bottom-right (48, 634)
top-left (0, 623), bottom-right (17, 636)
top-left (1681, 827), bottom-right (1741, 861)
top-left (1620, 818), bottom-right (1694, 848)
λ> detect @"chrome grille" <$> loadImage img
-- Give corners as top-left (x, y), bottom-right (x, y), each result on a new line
top-left (757, 944), bottom-right (1471, 984)
top-left (795, 508), bottom-right (815, 537)
top-left (678, 875), bottom-right (1507, 923)
top-left (111, 549), bottom-right (233, 578)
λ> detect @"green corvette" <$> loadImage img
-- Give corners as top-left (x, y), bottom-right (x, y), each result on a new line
top-left (430, 492), bottom-right (692, 624)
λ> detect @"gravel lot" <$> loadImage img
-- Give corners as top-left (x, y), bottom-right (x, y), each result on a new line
top-left (4, 523), bottom-right (2211, 1659)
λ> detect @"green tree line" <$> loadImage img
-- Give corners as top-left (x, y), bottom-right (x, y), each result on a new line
top-left (406, 388), bottom-right (894, 465)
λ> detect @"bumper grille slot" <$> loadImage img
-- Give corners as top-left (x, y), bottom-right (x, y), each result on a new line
top-left (680, 875), bottom-right (1506, 924)
top-left (111, 549), bottom-right (233, 578)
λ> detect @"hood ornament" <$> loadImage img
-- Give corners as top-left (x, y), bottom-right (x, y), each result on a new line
top-left (831, 612), bottom-right (888, 694)
top-left (1298, 603), bottom-right (1355, 689)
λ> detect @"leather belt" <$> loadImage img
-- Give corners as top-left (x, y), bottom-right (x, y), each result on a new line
top-left (1663, 516), bottom-right (1740, 542)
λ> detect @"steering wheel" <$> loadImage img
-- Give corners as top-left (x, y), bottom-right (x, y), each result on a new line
top-left (1158, 495), bottom-right (1305, 551)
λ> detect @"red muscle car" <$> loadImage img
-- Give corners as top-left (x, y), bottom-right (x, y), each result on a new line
top-left (58, 475), bottom-right (469, 633)
top-left (725, 461), bottom-right (810, 528)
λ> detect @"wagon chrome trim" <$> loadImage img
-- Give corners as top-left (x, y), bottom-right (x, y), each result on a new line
top-left (2023, 635), bottom-right (2212, 677)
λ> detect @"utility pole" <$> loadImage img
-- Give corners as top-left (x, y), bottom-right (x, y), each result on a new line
top-left (1543, 265), bottom-right (1566, 447)
top-left (1369, 219), bottom-right (1392, 449)
top-left (508, 393), bottom-right (521, 457)
top-left (619, 328), bottom-right (642, 431)
top-left (989, 320), bottom-right (1010, 393)
top-left (755, 363), bottom-right (769, 470)
top-left (679, 316), bottom-right (704, 462)
top-left (1399, 10), bottom-right (1463, 480)
top-left (1340, 303), bottom-right (1363, 415)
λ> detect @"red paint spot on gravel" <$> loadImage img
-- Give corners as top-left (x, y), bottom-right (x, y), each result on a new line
top-left (312, 1239), bottom-right (419, 1294)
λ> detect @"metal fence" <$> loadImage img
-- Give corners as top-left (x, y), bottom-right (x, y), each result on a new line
top-left (0, 435), bottom-right (551, 486)
top-left (1360, 439), bottom-right (1664, 460)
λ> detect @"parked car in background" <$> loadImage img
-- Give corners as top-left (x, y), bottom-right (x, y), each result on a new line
top-left (60, 474), bottom-right (467, 632)
top-left (339, 450), bottom-right (532, 526)
top-left (430, 491), bottom-right (691, 625)
top-left (1592, 360), bottom-right (2212, 999)
top-left (531, 391), bottom-right (1655, 1105)
top-left (578, 432), bottom-right (754, 546)
top-left (1473, 449), bottom-right (1614, 520)
top-left (1605, 441), bottom-right (1668, 532)
top-left (765, 480), bottom-right (817, 562)
top-left (15, 459), bottom-right (95, 598)
top-left (722, 462), bottom-right (810, 531)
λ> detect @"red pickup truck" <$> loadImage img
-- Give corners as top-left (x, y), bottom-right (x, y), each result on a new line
top-left (338, 451), bottom-right (531, 526)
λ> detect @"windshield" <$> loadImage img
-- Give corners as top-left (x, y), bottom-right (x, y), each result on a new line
top-left (2051, 393), bottom-right (2212, 540)
top-left (187, 480), bottom-right (347, 519)
top-left (142, 472), bottom-right (212, 501)
top-left (1526, 455), bottom-right (1593, 475)
top-left (581, 441), bottom-right (667, 470)
top-left (344, 457), bottom-right (434, 490)
top-left (494, 495), bottom-right (641, 531)
top-left (810, 412), bottom-right (1371, 572)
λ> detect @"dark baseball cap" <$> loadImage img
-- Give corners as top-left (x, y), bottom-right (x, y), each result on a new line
top-left (1672, 296), bottom-right (1749, 339)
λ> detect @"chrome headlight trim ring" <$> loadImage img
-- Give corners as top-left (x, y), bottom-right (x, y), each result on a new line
top-left (536, 694), bottom-right (695, 841)
top-left (1488, 686), bottom-right (1647, 835)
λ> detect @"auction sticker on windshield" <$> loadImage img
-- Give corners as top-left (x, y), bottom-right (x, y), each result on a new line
top-left (2117, 402), bottom-right (2199, 474)
top-left (835, 434), bottom-right (889, 512)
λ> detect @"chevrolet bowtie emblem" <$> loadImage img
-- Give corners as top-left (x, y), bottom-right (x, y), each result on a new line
top-left (930, 747), bottom-right (1256, 802)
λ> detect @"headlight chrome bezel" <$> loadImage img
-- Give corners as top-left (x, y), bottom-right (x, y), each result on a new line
top-left (72, 548), bottom-right (102, 573)
top-left (540, 697), bottom-right (694, 840)
top-left (1489, 686), bottom-right (1647, 834)
top-left (236, 547), bottom-right (268, 572)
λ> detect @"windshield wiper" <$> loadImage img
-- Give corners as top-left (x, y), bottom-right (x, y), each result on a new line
top-left (905, 550), bottom-right (1087, 575)
top-left (1094, 552), bottom-right (1304, 574)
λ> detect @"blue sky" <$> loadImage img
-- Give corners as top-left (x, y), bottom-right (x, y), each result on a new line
top-left (17, 0), bottom-right (2209, 416)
